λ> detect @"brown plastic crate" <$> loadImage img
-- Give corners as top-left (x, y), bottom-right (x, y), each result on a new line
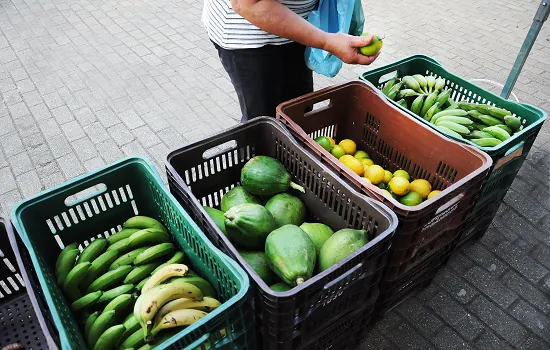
top-left (276, 80), bottom-right (492, 279)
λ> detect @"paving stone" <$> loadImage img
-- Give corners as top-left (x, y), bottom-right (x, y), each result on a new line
top-left (0, 167), bottom-right (17, 195)
top-left (96, 139), bottom-right (124, 163)
top-left (386, 323), bottom-right (435, 350)
top-left (8, 151), bottom-right (33, 176)
top-left (463, 266), bottom-right (518, 308)
top-left (494, 241), bottom-right (549, 284)
top-left (61, 121), bottom-right (86, 143)
top-left (474, 330), bottom-right (513, 350)
top-left (519, 337), bottom-right (550, 349)
top-left (510, 301), bottom-right (550, 342)
top-left (468, 296), bottom-right (528, 346)
top-left (1, 132), bottom-right (25, 157)
top-left (427, 292), bottom-right (484, 341)
top-left (432, 327), bottom-right (473, 350)
top-left (71, 137), bottom-right (99, 161)
top-left (395, 297), bottom-right (443, 337)
top-left (358, 329), bottom-right (398, 350)
top-left (374, 311), bottom-right (403, 335)
top-left (56, 152), bottom-right (85, 179)
top-left (501, 270), bottom-right (550, 314)
top-left (17, 170), bottom-right (43, 197)
top-left (433, 268), bottom-right (478, 304)
top-left (0, 189), bottom-right (22, 216)
top-left (82, 157), bottom-right (106, 172)
top-left (462, 243), bottom-right (508, 277)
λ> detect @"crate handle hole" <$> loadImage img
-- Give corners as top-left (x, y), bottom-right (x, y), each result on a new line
top-left (305, 99), bottom-right (332, 116)
top-left (202, 140), bottom-right (237, 160)
top-left (377, 71), bottom-right (398, 85)
top-left (64, 184), bottom-right (108, 207)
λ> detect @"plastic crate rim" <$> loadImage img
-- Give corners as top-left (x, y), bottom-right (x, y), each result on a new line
top-left (10, 156), bottom-right (250, 349)
top-left (359, 54), bottom-right (548, 152)
top-left (277, 80), bottom-right (493, 211)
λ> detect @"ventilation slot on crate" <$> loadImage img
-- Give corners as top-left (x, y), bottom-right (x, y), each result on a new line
top-left (45, 185), bottom-right (137, 249)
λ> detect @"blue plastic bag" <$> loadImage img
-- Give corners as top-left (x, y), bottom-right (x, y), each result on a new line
top-left (305, 0), bottom-right (364, 77)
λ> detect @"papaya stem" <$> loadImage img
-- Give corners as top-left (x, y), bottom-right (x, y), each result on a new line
top-left (295, 277), bottom-right (305, 285)
top-left (289, 182), bottom-right (305, 193)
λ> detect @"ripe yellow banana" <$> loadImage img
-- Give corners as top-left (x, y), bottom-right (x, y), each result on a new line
top-left (150, 309), bottom-right (208, 338)
top-left (134, 280), bottom-right (203, 334)
top-left (154, 297), bottom-right (221, 322)
top-left (142, 264), bottom-right (189, 293)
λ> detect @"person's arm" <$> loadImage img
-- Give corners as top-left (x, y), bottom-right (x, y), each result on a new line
top-left (231, 0), bottom-right (379, 65)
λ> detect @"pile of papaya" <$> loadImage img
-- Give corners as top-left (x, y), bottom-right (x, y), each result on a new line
top-left (204, 155), bottom-right (370, 290)
top-left (314, 137), bottom-right (440, 206)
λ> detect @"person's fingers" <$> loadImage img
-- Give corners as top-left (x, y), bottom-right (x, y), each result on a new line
top-left (349, 34), bottom-right (373, 48)
top-left (352, 51), bottom-right (381, 65)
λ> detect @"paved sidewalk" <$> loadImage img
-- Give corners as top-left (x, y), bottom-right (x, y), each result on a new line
top-left (0, 0), bottom-right (549, 348)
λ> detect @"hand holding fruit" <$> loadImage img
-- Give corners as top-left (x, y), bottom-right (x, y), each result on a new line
top-left (323, 33), bottom-right (380, 65)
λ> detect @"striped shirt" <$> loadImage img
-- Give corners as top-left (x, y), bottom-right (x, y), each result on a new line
top-left (202, 0), bottom-right (317, 49)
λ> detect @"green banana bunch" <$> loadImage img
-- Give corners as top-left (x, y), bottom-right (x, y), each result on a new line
top-left (133, 243), bottom-right (175, 265)
top-left (426, 76), bottom-right (436, 93)
top-left (85, 249), bottom-right (121, 286)
top-left (386, 82), bottom-right (403, 100)
top-left (55, 243), bottom-right (79, 286)
top-left (128, 229), bottom-right (170, 250)
top-left (107, 228), bottom-right (140, 245)
top-left (63, 262), bottom-right (91, 301)
top-left (412, 75), bottom-right (428, 93)
top-left (402, 76), bottom-right (422, 93)
top-left (381, 78), bottom-right (396, 96)
top-left (97, 284), bottom-right (135, 304)
top-left (87, 265), bottom-right (133, 293)
top-left (93, 324), bottom-right (126, 350)
top-left (87, 310), bottom-right (117, 349)
top-left (123, 216), bottom-right (167, 233)
top-left (71, 291), bottom-right (103, 312)
top-left (420, 91), bottom-right (439, 118)
top-left (77, 238), bottom-right (108, 264)
top-left (109, 247), bottom-right (149, 270)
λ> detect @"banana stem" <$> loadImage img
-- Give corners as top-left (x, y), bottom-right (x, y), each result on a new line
top-left (289, 182), bottom-right (305, 193)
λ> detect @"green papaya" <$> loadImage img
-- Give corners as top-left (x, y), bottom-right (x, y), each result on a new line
top-left (224, 204), bottom-right (278, 249)
top-left (203, 206), bottom-right (226, 234)
top-left (265, 193), bottom-right (306, 227)
top-left (299, 223), bottom-right (334, 254)
top-left (239, 251), bottom-right (277, 285)
top-left (241, 156), bottom-right (305, 196)
top-left (318, 229), bottom-right (368, 272)
top-left (265, 225), bottom-right (316, 286)
top-left (220, 186), bottom-right (260, 212)
top-left (270, 282), bottom-right (291, 292)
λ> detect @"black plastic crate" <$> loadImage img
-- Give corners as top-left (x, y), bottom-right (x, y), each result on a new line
top-left (376, 238), bottom-right (456, 316)
top-left (165, 117), bottom-right (398, 349)
top-left (1, 215), bottom-right (57, 350)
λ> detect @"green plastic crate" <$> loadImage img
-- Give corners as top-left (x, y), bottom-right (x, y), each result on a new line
top-left (360, 54), bottom-right (547, 245)
top-left (360, 55), bottom-right (547, 157)
top-left (11, 157), bottom-right (255, 350)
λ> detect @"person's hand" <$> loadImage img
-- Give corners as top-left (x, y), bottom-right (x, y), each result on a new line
top-left (323, 33), bottom-right (380, 65)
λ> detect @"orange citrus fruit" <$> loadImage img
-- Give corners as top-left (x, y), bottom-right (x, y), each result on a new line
top-left (393, 169), bottom-right (411, 181)
top-left (428, 190), bottom-right (441, 199)
top-left (341, 156), bottom-right (364, 176)
top-left (383, 170), bottom-right (393, 184)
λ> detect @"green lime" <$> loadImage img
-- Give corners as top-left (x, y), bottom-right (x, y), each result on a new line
top-left (315, 136), bottom-right (332, 151)
top-left (354, 150), bottom-right (369, 159)
top-left (377, 182), bottom-right (386, 190)
top-left (393, 169), bottom-right (411, 181)
top-left (399, 192), bottom-right (423, 206)
top-left (359, 33), bottom-right (383, 56)
top-left (331, 145), bottom-right (346, 159)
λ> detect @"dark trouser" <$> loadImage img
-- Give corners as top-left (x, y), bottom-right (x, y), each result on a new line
top-left (214, 42), bottom-right (314, 122)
